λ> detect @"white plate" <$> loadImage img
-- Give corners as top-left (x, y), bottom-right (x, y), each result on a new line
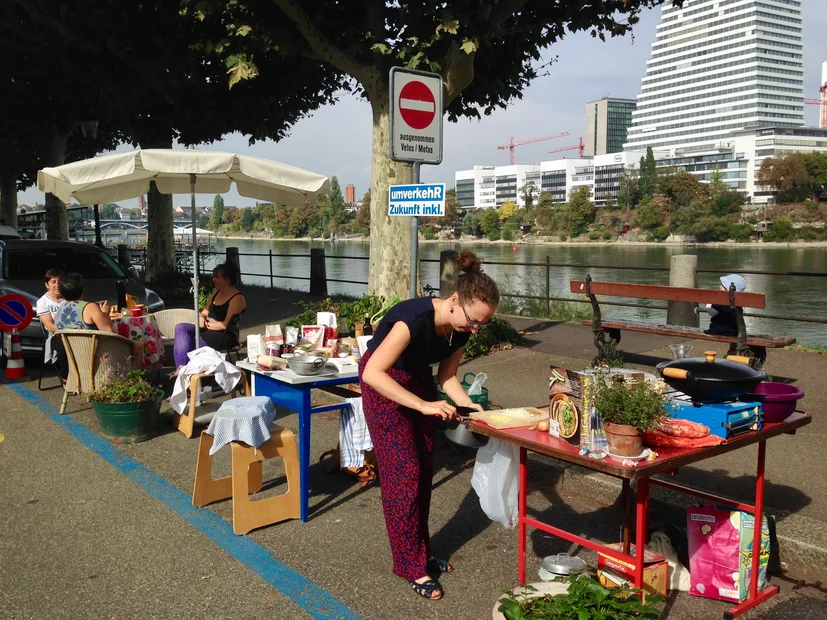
top-left (605, 448), bottom-right (652, 462)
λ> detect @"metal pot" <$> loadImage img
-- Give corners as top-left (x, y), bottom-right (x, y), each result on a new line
top-left (539, 553), bottom-right (587, 580)
top-left (444, 406), bottom-right (488, 449)
top-left (286, 353), bottom-right (328, 376)
top-left (656, 351), bottom-right (767, 402)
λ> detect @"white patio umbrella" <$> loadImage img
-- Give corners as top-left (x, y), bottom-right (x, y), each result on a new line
top-left (38, 149), bottom-right (330, 344)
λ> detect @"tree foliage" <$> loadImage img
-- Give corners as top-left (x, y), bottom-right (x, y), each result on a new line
top-left (757, 152), bottom-right (827, 203)
top-left (564, 186), bottom-right (595, 236)
top-left (499, 200), bottom-right (518, 222)
top-left (185, 0), bottom-right (682, 298)
top-left (439, 189), bottom-right (460, 228)
top-left (638, 147), bottom-right (658, 199)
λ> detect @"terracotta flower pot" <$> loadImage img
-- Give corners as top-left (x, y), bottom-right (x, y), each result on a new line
top-left (603, 421), bottom-right (643, 457)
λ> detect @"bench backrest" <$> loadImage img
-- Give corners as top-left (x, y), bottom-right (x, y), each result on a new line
top-left (569, 280), bottom-right (766, 309)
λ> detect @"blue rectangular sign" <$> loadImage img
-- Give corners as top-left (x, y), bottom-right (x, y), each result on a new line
top-left (388, 183), bottom-right (446, 217)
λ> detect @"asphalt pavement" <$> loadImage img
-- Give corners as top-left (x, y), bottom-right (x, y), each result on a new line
top-left (2, 288), bottom-right (827, 619)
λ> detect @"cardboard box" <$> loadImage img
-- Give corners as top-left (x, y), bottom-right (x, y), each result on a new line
top-left (549, 366), bottom-right (607, 450)
top-left (687, 505), bottom-right (769, 602)
top-left (247, 334), bottom-right (266, 363)
top-left (597, 544), bottom-right (668, 597)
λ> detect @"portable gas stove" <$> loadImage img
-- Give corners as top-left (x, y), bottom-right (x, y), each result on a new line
top-left (664, 389), bottom-right (762, 439)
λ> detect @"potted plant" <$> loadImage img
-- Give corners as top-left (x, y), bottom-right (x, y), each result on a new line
top-left (495, 574), bottom-right (661, 620)
top-left (88, 359), bottom-right (163, 443)
top-left (594, 376), bottom-right (667, 457)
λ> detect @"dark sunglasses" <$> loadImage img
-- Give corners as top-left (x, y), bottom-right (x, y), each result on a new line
top-left (459, 299), bottom-right (489, 328)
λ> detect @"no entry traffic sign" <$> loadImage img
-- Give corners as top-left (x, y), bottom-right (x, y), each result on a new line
top-left (399, 81), bottom-right (436, 130)
top-left (0, 293), bottom-right (34, 332)
top-left (390, 67), bottom-right (443, 164)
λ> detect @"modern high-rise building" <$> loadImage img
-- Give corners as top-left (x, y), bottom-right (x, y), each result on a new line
top-left (624, 0), bottom-right (805, 153)
top-left (344, 184), bottom-right (356, 205)
top-left (584, 98), bottom-right (636, 156)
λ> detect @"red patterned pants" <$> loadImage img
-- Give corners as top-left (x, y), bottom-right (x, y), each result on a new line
top-left (359, 350), bottom-right (439, 580)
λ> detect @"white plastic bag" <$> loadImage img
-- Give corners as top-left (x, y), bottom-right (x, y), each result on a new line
top-left (647, 531), bottom-right (691, 592)
top-left (471, 438), bottom-right (520, 528)
top-left (467, 372), bottom-right (488, 396)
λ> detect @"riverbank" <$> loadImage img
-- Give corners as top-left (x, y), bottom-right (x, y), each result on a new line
top-left (214, 232), bottom-right (827, 249)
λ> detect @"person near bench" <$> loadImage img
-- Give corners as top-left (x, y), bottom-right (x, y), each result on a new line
top-left (702, 274), bottom-right (747, 336)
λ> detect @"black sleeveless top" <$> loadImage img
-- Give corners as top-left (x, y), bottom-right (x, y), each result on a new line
top-left (367, 297), bottom-right (470, 372)
top-left (208, 291), bottom-right (242, 323)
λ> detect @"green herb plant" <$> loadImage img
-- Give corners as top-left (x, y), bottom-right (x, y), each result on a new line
top-left (498, 575), bottom-right (662, 620)
top-left (593, 376), bottom-right (668, 432)
top-left (89, 359), bottom-right (160, 404)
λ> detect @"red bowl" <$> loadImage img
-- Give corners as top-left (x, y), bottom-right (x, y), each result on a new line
top-left (753, 382), bottom-right (805, 423)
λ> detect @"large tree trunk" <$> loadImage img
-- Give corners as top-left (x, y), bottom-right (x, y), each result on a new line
top-left (0, 168), bottom-right (17, 230)
top-left (45, 130), bottom-right (69, 240)
top-left (143, 137), bottom-right (176, 285)
top-left (367, 97), bottom-right (416, 301)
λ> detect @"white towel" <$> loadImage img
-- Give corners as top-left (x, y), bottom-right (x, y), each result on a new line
top-left (169, 346), bottom-right (242, 414)
top-left (339, 397), bottom-right (373, 468)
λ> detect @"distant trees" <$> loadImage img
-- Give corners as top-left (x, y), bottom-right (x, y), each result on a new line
top-left (210, 195), bottom-right (225, 230)
top-left (757, 152), bottom-right (827, 203)
top-left (564, 186), bottom-right (595, 236)
top-left (100, 203), bottom-right (120, 220)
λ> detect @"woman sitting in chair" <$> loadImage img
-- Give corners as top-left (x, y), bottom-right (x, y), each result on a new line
top-left (172, 263), bottom-right (246, 374)
top-left (52, 273), bottom-right (116, 380)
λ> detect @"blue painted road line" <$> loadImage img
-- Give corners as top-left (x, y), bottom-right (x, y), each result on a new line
top-left (6, 378), bottom-right (361, 620)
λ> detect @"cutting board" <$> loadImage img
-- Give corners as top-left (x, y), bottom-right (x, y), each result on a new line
top-left (470, 407), bottom-right (547, 429)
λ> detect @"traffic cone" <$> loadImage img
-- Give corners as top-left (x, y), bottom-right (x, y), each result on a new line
top-left (4, 329), bottom-right (29, 381)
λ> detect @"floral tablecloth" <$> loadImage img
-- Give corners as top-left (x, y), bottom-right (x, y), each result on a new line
top-left (114, 315), bottom-right (165, 367)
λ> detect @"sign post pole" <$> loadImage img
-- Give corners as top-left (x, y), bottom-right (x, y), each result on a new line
top-left (410, 162), bottom-right (421, 299)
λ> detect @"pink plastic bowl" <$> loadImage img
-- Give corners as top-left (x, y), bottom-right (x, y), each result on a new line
top-left (753, 382), bottom-right (805, 423)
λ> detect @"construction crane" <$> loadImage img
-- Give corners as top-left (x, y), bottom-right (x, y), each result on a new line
top-left (497, 132), bottom-right (570, 165)
top-left (548, 137), bottom-right (585, 158)
top-left (803, 61), bottom-right (827, 129)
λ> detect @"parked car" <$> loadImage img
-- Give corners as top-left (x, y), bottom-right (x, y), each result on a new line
top-left (0, 239), bottom-right (164, 356)
top-left (0, 225), bottom-right (22, 240)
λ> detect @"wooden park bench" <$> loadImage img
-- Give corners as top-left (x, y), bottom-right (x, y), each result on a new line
top-left (570, 275), bottom-right (795, 368)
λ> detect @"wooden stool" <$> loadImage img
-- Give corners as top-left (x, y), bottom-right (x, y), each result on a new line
top-left (192, 426), bottom-right (301, 534)
top-left (173, 372), bottom-right (250, 438)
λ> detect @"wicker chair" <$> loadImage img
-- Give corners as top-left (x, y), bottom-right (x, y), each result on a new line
top-left (57, 329), bottom-right (140, 415)
top-left (152, 308), bottom-right (197, 352)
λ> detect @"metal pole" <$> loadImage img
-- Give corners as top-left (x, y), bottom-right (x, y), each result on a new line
top-left (269, 248), bottom-right (274, 288)
top-left (191, 174), bottom-right (200, 345)
top-left (410, 161), bottom-right (420, 300)
top-left (545, 255), bottom-right (551, 318)
top-left (93, 204), bottom-right (103, 248)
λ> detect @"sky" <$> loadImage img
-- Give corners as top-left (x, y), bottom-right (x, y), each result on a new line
top-left (18, 3), bottom-right (827, 208)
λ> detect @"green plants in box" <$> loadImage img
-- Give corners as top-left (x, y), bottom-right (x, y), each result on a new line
top-left (89, 366), bottom-right (160, 404)
top-left (593, 376), bottom-right (668, 432)
top-left (498, 575), bottom-right (661, 620)
top-left (463, 316), bottom-right (523, 359)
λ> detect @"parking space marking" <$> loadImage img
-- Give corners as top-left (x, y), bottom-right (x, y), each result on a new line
top-left (6, 378), bottom-right (361, 620)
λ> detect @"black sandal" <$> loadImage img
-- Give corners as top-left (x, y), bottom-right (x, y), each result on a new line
top-left (409, 578), bottom-right (443, 600)
top-left (427, 556), bottom-right (454, 574)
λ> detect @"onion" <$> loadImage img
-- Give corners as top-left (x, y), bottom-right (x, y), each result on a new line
top-left (536, 419), bottom-right (550, 432)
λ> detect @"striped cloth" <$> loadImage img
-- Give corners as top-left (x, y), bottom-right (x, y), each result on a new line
top-left (206, 396), bottom-right (278, 456)
top-left (339, 397), bottom-right (373, 468)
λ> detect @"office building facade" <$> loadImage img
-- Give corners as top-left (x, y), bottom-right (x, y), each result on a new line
top-left (625, 0), bottom-right (805, 153)
top-left (584, 98), bottom-right (637, 156)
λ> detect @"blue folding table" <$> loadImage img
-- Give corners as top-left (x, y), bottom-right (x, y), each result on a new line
top-left (237, 360), bottom-right (360, 522)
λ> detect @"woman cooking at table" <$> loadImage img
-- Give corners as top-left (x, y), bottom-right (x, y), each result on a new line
top-left (359, 250), bottom-right (500, 601)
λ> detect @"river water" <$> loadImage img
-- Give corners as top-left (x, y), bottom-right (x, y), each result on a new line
top-left (211, 238), bottom-right (827, 346)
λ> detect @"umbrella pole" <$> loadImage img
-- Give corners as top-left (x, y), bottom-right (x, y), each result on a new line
top-left (191, 174), bottom-right (200, 346)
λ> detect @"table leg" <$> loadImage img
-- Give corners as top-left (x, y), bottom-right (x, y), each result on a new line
top-left (298, 390), bottom-right (312, 522)
top-left (726, 440), bottom-right (778, 619)
top-left (622, 478), bottom-right (632, 555)
top-left (518, 447), bottom-right (527, 584)
top-left (634, 478), bottom-right (650, 591)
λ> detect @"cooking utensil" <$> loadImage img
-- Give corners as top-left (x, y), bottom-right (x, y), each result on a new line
top-left (444, 406), bottom-right (488, 448)
top-left (540, 553), bottom-right (587, 578)
top-left (286, 353), bottom-right (328, 376)
top-left (656, 351), bottom-right (766, 402)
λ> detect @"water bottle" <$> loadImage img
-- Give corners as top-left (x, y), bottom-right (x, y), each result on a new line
top-left (116, 280), bottom-right (127, 313)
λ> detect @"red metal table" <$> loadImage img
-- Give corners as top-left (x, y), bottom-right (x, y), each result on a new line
top-left (468, 411), bottom-right (811, 619)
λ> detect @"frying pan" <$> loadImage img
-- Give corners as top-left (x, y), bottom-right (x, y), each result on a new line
top-left (656, 351), bottom-right (767, 402)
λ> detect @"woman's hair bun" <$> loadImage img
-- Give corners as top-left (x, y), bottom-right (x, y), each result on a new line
top-left (456, 249), bottom-right (482, 274)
